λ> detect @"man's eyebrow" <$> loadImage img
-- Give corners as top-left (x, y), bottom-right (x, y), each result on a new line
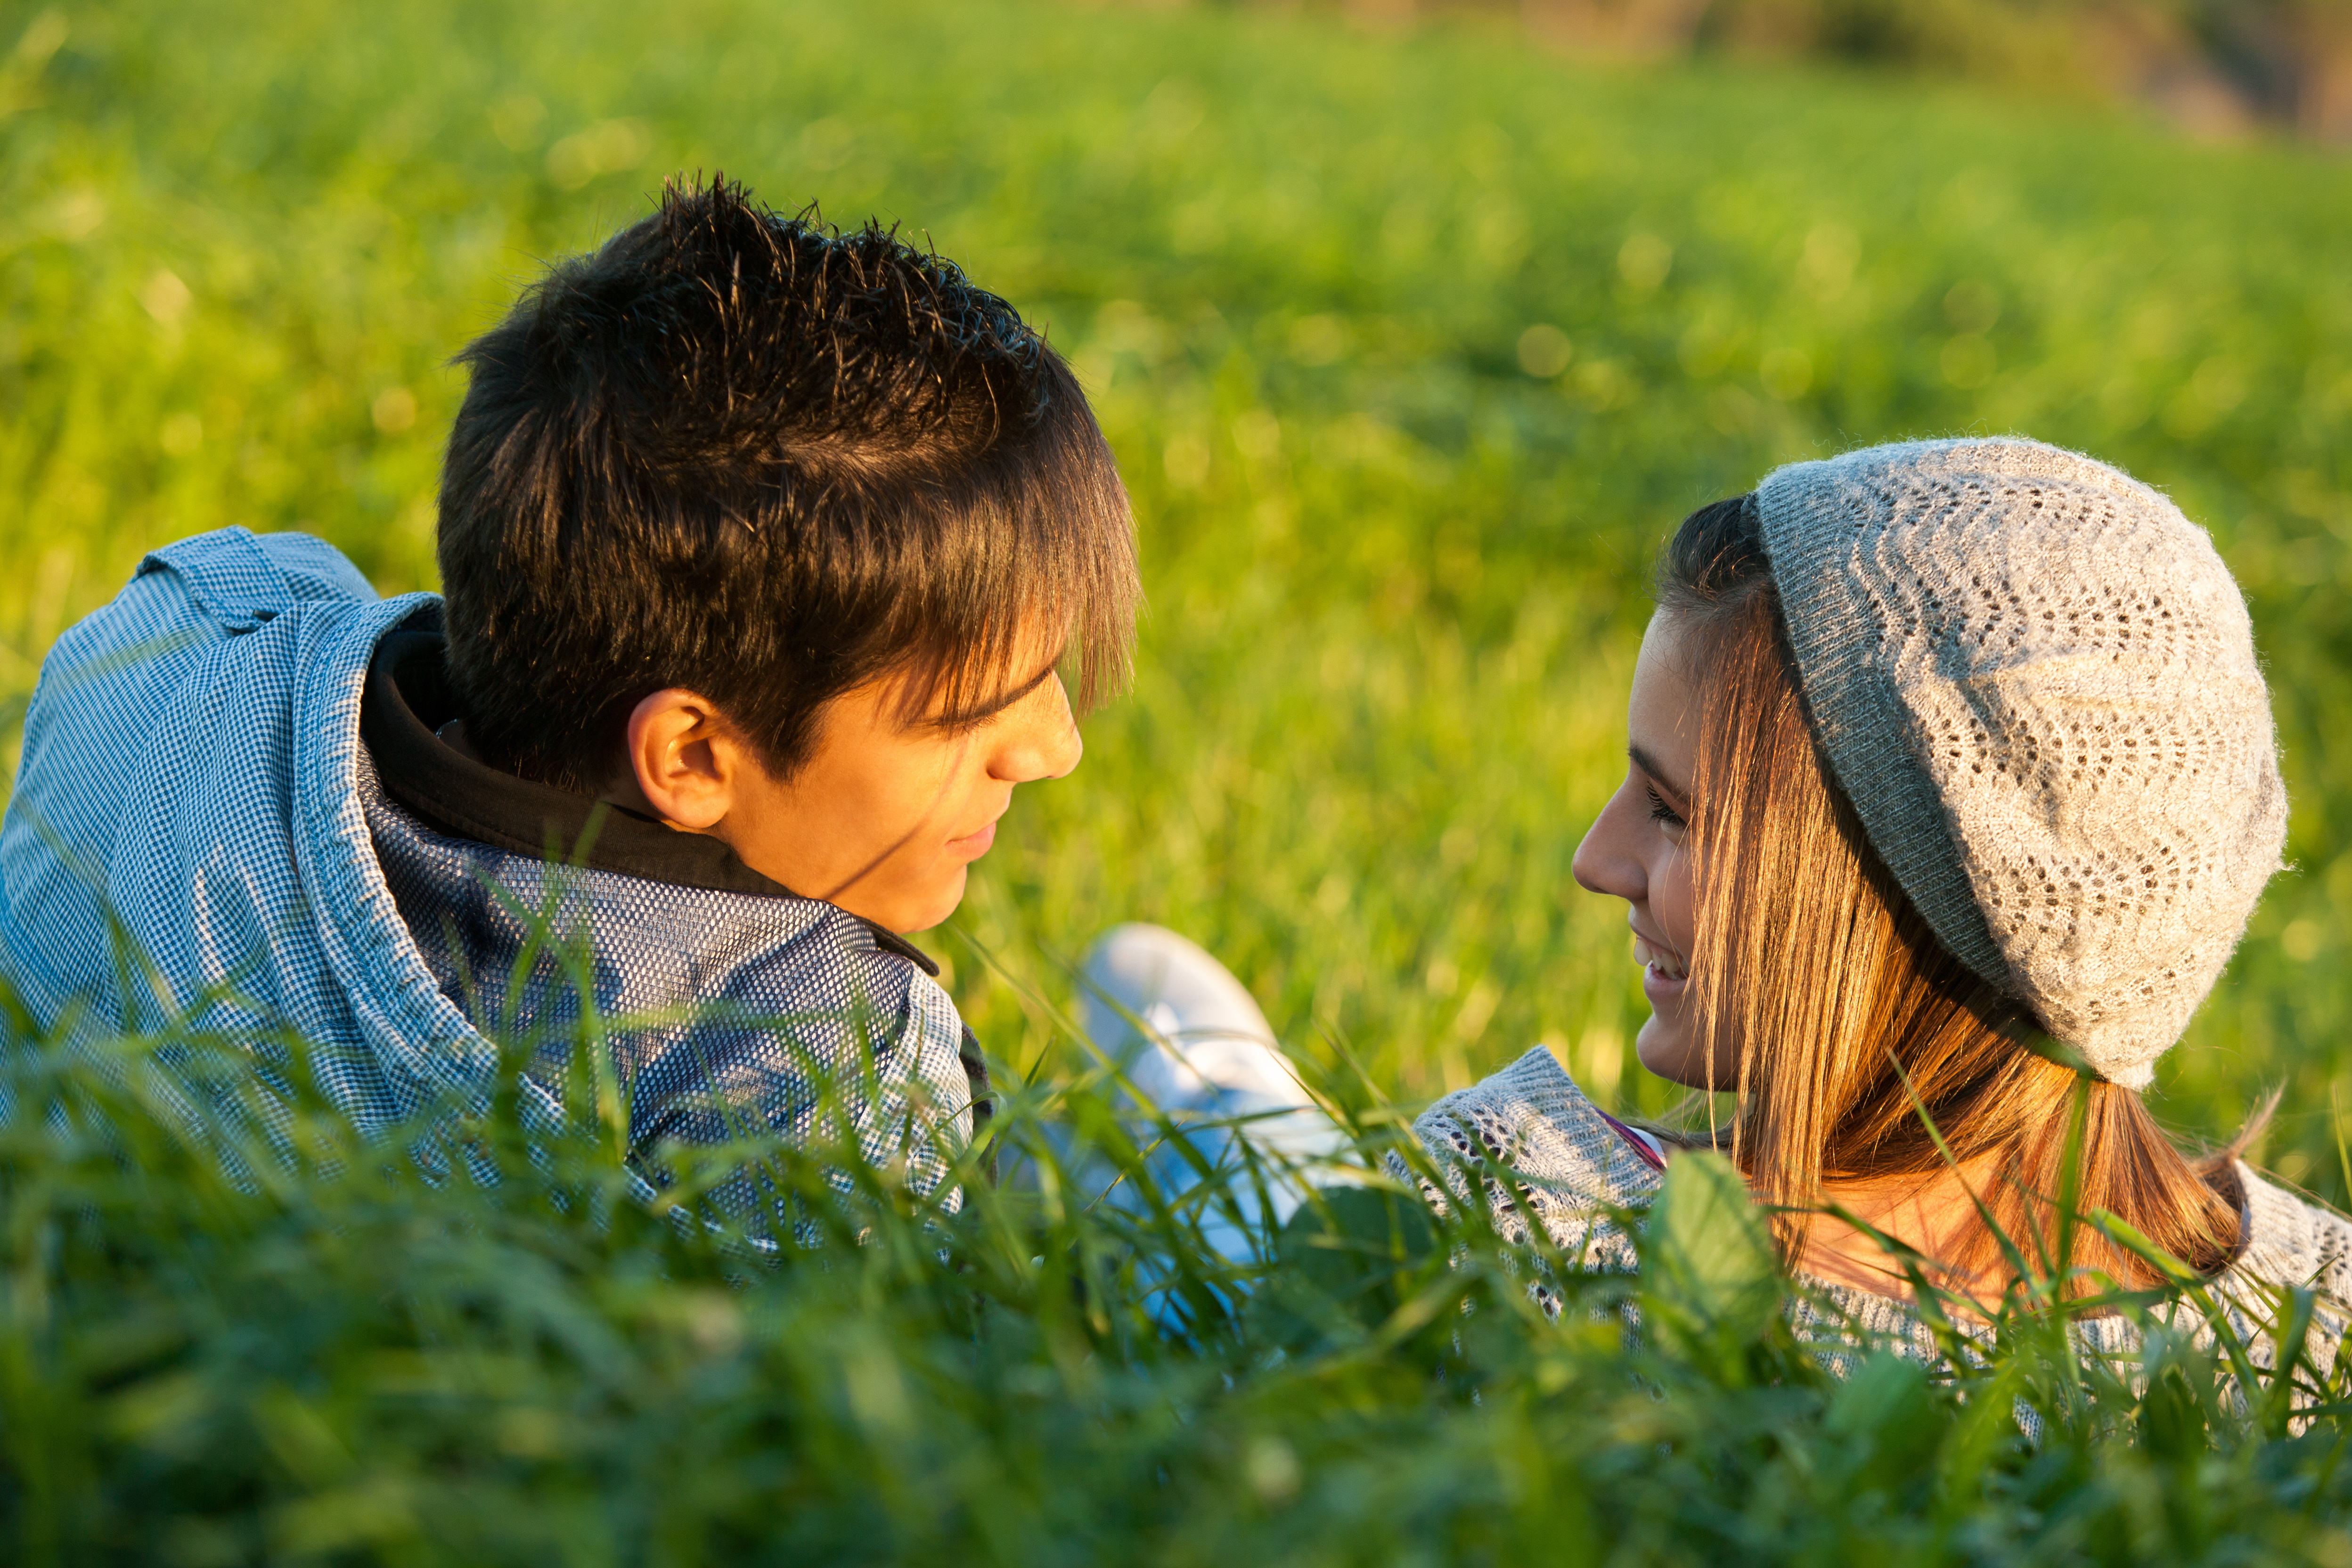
top-left (1627, 744), bottom-right (1690, 808)
top-left (927, 657), bottom-right (1060, 728)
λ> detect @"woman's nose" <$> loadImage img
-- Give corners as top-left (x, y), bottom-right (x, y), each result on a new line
top-left (1571, 780), bottom-right (1648, 904)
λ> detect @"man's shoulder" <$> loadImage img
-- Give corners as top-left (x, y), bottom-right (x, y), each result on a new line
top-left (1, 530), bottom-right (444, 1108)
top-left (40, 527), bottom-right (392, 686)
top-left (20, 527), bottom-right (413, 798)
top-left (134, 526), bottom-right (378, 625)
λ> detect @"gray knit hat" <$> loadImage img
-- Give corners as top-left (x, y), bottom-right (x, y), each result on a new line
top-left (1754, 437), bottom-right (2286, 1088)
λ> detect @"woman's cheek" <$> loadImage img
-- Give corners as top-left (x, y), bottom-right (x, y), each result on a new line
top-left (1655, 847), bottom-right (1697, 956)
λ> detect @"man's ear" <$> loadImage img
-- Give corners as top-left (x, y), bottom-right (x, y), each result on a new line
top-left (622, 689), bottom-right (742, 831)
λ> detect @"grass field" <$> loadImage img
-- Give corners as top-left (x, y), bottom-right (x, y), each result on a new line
top-left (8, 0), bottom-right (2352, 1558)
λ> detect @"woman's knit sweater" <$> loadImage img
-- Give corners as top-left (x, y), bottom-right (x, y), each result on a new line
top-left (1412, 1047), bottom-right (2352, 1379)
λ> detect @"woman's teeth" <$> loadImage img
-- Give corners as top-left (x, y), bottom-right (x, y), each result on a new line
top-left (1633, 937), bottom-right (1687, 980)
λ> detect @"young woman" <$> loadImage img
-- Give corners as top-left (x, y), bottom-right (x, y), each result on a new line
top-left (1090, 437), bottom-right (2352, 1355)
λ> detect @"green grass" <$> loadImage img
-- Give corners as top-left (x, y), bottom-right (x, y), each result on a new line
top-left (7, 969), bottom-right (2352, 1565)
top-left (8, 0), bottom-right (2352, 1557)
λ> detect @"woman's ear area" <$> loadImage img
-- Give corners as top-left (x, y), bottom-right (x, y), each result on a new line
top-left (621, 688), bottom-right (744, 831)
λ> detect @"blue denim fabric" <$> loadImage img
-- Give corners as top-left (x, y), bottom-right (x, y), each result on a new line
top-left (0, 528), bottom-right (972, 1204)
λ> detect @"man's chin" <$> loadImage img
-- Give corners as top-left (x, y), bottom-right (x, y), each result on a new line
top-left (885, 870), bottom-right (970, 937)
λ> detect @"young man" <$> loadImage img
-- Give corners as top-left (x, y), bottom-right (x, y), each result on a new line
top-left (0, 180), bottom-right (1138, 1209)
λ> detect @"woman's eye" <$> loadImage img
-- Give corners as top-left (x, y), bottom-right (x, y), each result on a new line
top-left (1645, 786), bottom-right (1686, 830)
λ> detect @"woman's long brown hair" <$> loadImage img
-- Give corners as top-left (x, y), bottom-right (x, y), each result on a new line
top-left (1659, 495), bottom-right (2247, 1298)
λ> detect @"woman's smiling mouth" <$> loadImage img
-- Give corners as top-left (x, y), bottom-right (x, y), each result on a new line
top-left (1633, 933), bottom-right (1687, 1004)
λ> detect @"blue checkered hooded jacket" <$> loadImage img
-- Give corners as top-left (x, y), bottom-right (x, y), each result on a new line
top-left (0, 527), bottom-right (977, 1205)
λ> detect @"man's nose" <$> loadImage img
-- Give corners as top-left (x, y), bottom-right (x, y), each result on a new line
top-left (996, 677), bottom-right (1083, 784)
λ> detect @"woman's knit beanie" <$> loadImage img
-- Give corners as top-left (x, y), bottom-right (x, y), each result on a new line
top-left (1753, 437), bottom-right (2286, 1089)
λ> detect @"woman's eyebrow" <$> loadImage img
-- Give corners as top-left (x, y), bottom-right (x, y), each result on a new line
top-left (1627, 743), bottom-right (1690, 808)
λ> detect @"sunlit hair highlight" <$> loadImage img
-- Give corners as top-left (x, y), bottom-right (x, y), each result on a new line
top-left (1657, 494), bottom-right (2246, 1298)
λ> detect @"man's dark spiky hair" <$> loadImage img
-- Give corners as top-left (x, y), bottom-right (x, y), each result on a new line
top-left (437, 175), bottom-right (1137, 793)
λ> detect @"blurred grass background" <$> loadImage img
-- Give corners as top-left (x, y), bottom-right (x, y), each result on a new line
top-left (1274, 0), bottom-right (2352, 142)
top-left (5, 0), bottom-right (2351, 1184)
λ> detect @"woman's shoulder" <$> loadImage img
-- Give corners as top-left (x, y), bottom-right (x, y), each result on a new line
top-left (1409, 1046), bottom-right (1667, 1213)
top-left (2231, 1162), bottom-right (2352, 1311)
